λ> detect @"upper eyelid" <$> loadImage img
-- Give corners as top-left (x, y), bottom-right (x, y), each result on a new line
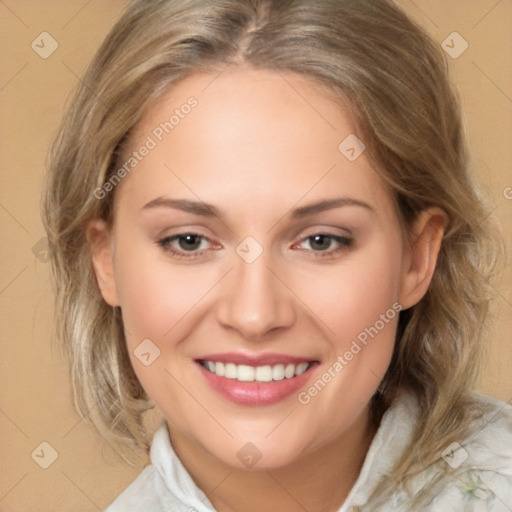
top-left (160, 233), bottom-right (213, 246)
top-left (159, 224), bottom-right (352, 240)
top-left (293, 234), bottom-right (352, 250)
top-left (159, 231), bottom-right (352, 251)
top-left (160, 230), bottom-right (351, 241)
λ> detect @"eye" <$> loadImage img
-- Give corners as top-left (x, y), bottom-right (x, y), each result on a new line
top-left (156, 231), bottom-right (352, 261)
top-left (294, 233), bottom-right (353, 256)
top-left (157, 233), bottom-right (214, 259)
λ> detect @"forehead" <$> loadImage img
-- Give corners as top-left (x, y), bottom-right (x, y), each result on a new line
top-left (115, 67), bottom-right (392, 217)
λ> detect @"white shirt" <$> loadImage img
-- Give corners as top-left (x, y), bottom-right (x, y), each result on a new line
top-left (105, 389), bottom-right (512, 511)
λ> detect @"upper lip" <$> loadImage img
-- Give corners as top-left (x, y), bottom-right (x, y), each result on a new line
top-left (196, 352), bottom-right (318, 366)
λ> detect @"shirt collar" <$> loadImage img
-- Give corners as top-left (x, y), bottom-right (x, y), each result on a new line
top-left (150, 388), bottom-right (420, 511)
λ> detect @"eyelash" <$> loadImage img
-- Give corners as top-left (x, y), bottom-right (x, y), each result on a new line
top-left (156, 232), bottom-right (353, 260)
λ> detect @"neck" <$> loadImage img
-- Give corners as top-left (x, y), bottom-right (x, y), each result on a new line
top-left (168, 405), bottom-right (377, 512)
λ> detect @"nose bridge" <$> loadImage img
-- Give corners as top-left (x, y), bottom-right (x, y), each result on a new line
top-left (216, 247), bottom-right (296, 339)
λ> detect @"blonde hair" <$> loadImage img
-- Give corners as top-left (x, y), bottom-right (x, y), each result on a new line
top-left (42, 0), bottom-right (504, 506)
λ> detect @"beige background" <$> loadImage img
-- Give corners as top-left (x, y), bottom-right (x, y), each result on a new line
top-left (0, 1), bottom-right (511, 511)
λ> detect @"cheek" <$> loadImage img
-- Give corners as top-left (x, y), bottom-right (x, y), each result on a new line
top-left (112, 242), bottom-right (213, 405)
top-left (292, 240), bottom-right (402, 436)
top-left (327, 237), bottom-right (402, 392)
top-left (302, 238), bottom-right (403, 342)
top-left (293, 232), bottom-right (403, 408)
top-left (112, 237), bottom-right (209, 347)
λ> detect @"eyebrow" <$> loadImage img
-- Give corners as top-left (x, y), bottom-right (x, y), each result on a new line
top-left (142, 197), bottom-right (219, 216)
top-left (141, 196), bottom-right (374, 218)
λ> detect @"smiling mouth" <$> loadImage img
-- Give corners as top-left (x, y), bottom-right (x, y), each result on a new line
top-left (197, 360), bottom-right (316, 383)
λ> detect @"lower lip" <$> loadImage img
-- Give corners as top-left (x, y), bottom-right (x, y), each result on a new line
top-left (196, 362), bottom-right (317, 406)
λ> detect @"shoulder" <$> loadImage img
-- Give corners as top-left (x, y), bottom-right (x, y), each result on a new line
top-left (104, 422), bottom-right (215, 512)
top-left (104, 463), bottom-right (196, 512)
top-left (417, 393), bottom-right (512, 511)
top-left (103, 429), bottom-right (185, 512)
top-left (362, 391), bottom-right (512, 512)
top-left (462, 393), bottom-right (512, 470)
top-left (104, 465), bottom-right (161, 512)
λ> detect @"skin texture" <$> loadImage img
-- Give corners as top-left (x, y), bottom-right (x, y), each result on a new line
top-left (87, 67), bottom-right (446, 512)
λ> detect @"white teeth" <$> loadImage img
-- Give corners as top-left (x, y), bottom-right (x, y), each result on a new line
top-left (272, 364), bottom-right (285, 381)
top-left (202, 360), bottom-right (312, 382)
top-left (224, 363), bottom-right (237, 379)
top-left (295, 362), bottom-right (309, 376)
top-left (255, 365), bottom-right (273, 382)
top-left (215, 362), bottom-right (225, 377)
top-left (237, 365), bottom-right (255, 382)
top-left (284, 364), bottom-right (295, 379)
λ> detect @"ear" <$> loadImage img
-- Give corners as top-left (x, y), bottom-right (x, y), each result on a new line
top-left (86, 219), bottom-right (120, 307)
top-left (398, 207), bottom-right (447, 310)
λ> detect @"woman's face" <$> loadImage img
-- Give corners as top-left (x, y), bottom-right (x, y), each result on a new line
top-left (91, 67), bottom-right (427, 469)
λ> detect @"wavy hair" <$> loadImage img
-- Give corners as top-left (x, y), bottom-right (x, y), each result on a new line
top-left (42, 0), bottom-right (504, 506)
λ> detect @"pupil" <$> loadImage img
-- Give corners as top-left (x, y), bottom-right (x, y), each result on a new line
top-left (179, 235), bottom-right (201, 251)
top-left (311, 235), bottom-right (331, 251)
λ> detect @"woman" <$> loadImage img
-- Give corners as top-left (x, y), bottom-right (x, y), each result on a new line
top-left (42, 1), bottom-right (512, 510)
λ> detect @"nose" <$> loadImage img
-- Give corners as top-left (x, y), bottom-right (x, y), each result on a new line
top-left (215, 252), bottom-right (297, 341)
